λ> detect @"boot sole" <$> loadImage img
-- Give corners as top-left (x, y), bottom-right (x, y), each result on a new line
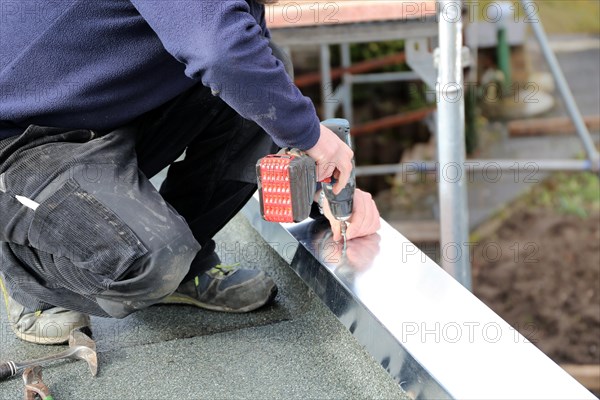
top-left (161, 284), bottom-right (278, 313)
top-left (11, 328), bottom-right (70, 345)
top-left (9, 315), bottom-right (91, 345)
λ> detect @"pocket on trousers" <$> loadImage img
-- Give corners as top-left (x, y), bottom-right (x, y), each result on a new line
top-left (28, 179), bottom-right (148, 281)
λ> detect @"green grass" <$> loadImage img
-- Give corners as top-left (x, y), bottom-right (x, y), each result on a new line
top-left (476, 0), bottom-right (600, 34)
top-left (525, 171), bottom-right (600, 218)
top-left (470, 170), bottom-right (599, 242)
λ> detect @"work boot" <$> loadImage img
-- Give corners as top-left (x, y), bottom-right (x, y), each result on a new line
top-left (1, 281), bottom-right (90, 345)
top-left (161, 264), bottom-right (278, 313)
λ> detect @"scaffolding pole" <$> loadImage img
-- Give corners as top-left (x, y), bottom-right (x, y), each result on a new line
top-left (355, 159), bottom-right (595, 176)
top-left (521, 0), bottom-right (600, 171)
top-left (436, 0), bottom-right (472, 289)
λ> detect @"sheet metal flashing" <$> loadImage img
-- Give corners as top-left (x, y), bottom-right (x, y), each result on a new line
top-left (242, 195), bottom-right (596, 400)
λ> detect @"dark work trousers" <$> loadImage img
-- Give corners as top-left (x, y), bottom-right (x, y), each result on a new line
top-left (0, 84), bottom-right (277, 318)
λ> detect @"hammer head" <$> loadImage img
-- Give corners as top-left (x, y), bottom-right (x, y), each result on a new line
top-left (68, 327), bottom-right (97, 377)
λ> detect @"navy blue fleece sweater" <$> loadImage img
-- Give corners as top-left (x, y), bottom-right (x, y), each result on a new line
top-left (0, 0), bottom-right (320, 150)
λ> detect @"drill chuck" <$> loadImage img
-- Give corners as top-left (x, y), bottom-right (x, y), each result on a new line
top-left (325, 182), bottom-right (354, 220)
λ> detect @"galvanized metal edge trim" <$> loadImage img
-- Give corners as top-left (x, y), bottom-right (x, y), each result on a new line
top-left (242, 194), bottom-right (596, 400)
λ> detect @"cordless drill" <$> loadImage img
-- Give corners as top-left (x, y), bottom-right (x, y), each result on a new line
top-left (256, 119), bottom-right (355, 247)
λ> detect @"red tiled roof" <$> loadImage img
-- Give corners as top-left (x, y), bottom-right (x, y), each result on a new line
top-left (265, 0), bottom-right (437, 29)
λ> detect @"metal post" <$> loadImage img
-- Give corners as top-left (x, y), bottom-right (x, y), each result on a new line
top-left (466, 1), bottom-right (479, 86)
top-left (320, 44), bottom-right (335, 119)
top-left (436, 0), bottom-right (472, 289)
top-left (341, 43), bottom-right (354, 125)
top-left (521, 0), bottom-right (600, 171)
top-left (354, 159), bottom-right (595, 176)
top-left (464, 1), bottom-right (479, 155)
top-left (496, 2), bottom-right (514, 90)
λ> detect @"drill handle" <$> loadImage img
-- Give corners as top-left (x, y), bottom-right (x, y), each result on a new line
top-left (321, 118), bottom-right (353, 148)
top-left (320, 119), bottom-right (355, 183)
top-left (320, 119), bottom-right (355, 219)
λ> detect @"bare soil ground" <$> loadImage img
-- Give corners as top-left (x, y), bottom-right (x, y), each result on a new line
top-left (472, 207), bottom-right (600, 365)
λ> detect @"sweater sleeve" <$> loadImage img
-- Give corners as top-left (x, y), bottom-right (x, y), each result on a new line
top-left (129, 0), bottom-right (320, 150)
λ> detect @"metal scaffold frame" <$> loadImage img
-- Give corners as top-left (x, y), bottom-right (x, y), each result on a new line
top-left (271, 0), bottom-right (599, 288)
top-left (436, 0), bottom-right (471, 288)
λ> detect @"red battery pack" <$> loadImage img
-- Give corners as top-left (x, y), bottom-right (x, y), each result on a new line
top-left (256, 152), bottom-right (316, 223)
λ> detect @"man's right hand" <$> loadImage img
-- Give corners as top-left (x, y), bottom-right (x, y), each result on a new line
top-left (305, 124), bottom-right (354, 194)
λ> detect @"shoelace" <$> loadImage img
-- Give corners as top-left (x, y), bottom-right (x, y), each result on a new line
top-left (208, 263), bottom-right (240, 277)
top-left (193, 263), bottom-right (242, 286)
